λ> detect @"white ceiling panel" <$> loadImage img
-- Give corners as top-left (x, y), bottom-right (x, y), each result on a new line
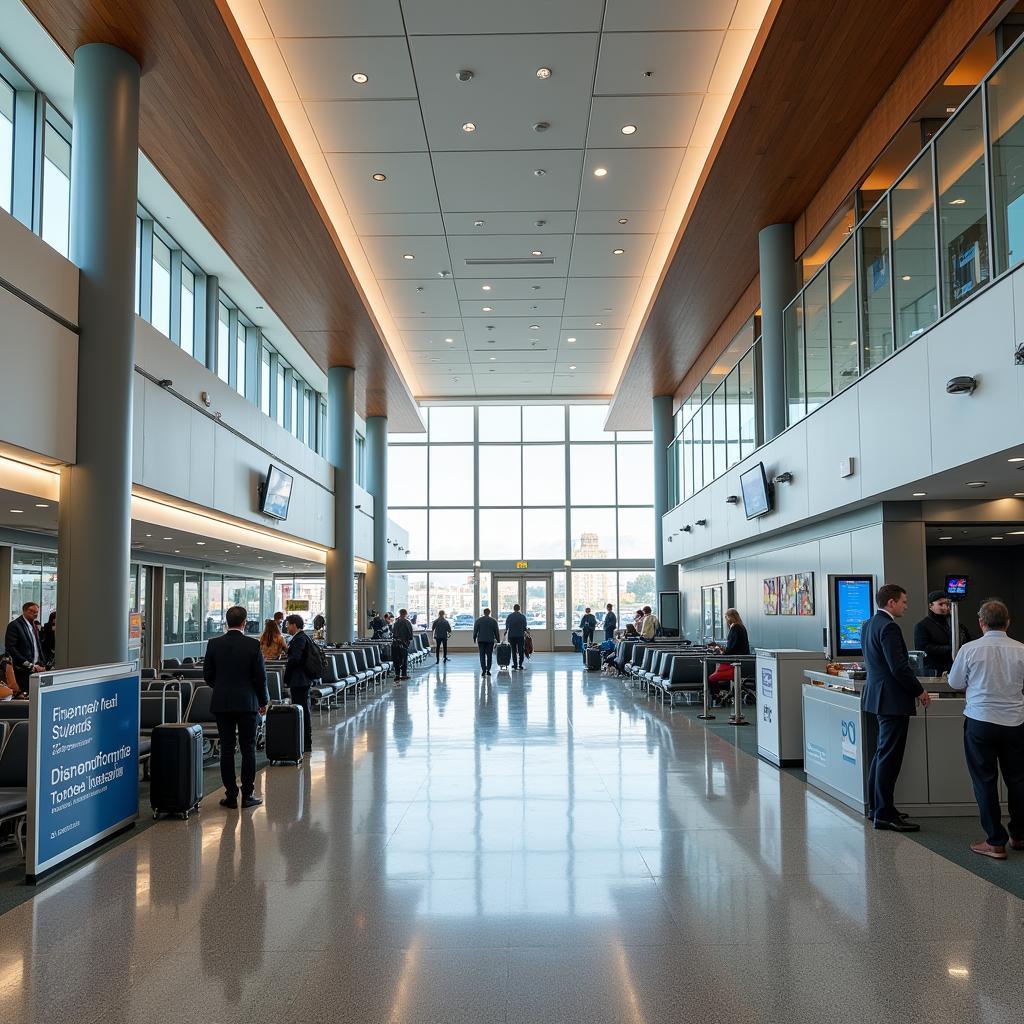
top-left (409, 34), bottom-right (599, 151)
top-left (595, 33), bottom-right (724, 96)
top-left (603, 0), bottom-right (738, 31)
top-left (568, 233), bottom-right (657, 278)
top-left (470, 348), bottom-right (557, 365)
top-left (443, 211), bottom-right (577, 235)
top-left (447, 232), bottom-right (573, 278)
top-left (278, 37), bottom-right (416, 100)
top-left (229, 0), bottom-right (273, 38)
top-left (455, 278), bottom-right (566, 300)
top-left (305, 100), bottom-right (427, 153)
top-left (560, 313), bottom-right (630, 330)
top-left (402, 0), bottom-right (604, 35)
top-left (402, 330), bottom-right (467, 351)
top-left (378, 278), bottom-right (461, 317)
top-left (326, 152), bottom-right (440, 213)
top-left (587, 95), bottom-right (703, 149)
top-left (464, 318), bottom-right (561, 345)
top-left (360, 235), bottom-right (453, 278)
top-left (352, 212), bottom-right (446, 235)
top-left (392, 316), bottom-right (465, 332)
top-left (574, 211), bottom-right (664, 234)
top-left (432, 149), bottom-right (584, 212)
top-left (579, 148), bottom-right (685, 211)
top-left (459, 298), bottom-right (565, 318)
top-left (563, 277), bottom-right (641, 316)
top-left (260, 0), bottom-right (406, 37)
top-left (559, 328), bottom-right (622, 349)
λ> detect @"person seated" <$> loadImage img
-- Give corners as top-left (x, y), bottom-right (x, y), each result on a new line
top-left (707, 608), bottom-right (750, 698)
top-left (258, 618), bottom-right (289, 661)
top-left (624, 623), bottom-right (639, 638)
top-left (311, 614), bottom-right (326, 642)
top-left (0, 654), bottom-right (20, 700)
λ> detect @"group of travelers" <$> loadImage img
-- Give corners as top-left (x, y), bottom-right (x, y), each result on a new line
top-left (2, 601), bottom-right (56, 698)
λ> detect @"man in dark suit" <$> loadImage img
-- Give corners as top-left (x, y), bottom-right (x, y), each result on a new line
top-left (204, 605), bottom-right (269, 809)
top-left (862, 583), bottom-right (931, 832)
top-left (4, 601), bottom-right (45, 696)
top-left (284, 614), bottom-right (314, 753)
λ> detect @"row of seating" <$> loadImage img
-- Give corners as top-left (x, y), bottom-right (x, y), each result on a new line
top-left (0, 721), bottom-right (27, 855)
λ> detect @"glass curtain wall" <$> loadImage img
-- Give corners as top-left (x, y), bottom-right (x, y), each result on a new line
top-left (0, 75), bottom-right (13, 214)
top-left (10, 549), bottom-right (59, 617)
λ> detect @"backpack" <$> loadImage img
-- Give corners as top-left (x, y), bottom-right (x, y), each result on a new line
top-left (302, 636), bottom-right (327, 680)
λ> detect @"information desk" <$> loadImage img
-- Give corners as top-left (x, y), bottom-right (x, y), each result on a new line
top-left (754, 649), bottom-right (825, 766)
top-left (801, 672), bottom-right (988, 817)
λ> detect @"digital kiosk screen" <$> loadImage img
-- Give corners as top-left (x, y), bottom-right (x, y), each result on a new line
top-left (945, 575), bottom-right (969, 598)
top-left (833, 576), bottom-right (874, 656)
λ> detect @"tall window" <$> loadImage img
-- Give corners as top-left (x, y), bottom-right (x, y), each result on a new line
top-left (217, 302), bottom-right (230, 383)
top-left (151, 235), bottom-right (172, 336)
top-left (235, 319), bottom-right (247, 397)
top-left (180, 265), bottom-right (195, 357)
top-left (41, 116), bottom-right (71, 257)
top-left (260, 348), bottom-right (271, 416)
top-left (0, 76), bottom-right (13, 213)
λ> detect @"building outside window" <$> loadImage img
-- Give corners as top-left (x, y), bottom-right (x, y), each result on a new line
top-left (0, 76), bottom-right (13, 213)
top-left (41, 115), bottom-right (71, 257)
top-left (217, 302), bottom-right (230, 383)
top-left (151, 235), bottom-right (172, 337)
top-left (180, 264), bottom-right (196, 358)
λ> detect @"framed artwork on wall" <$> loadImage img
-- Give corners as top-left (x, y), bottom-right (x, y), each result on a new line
top-left (795, 571), bottom-right (815, 615)
top-left (780, 574), bottom-right (798, 616)
top-left (763, 577), bottom-right (779, 616)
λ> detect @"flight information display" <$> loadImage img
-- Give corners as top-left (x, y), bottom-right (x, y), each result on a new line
top-left (945, 575), bottom-right (969, 598)
top-left (834, 576), bottom-right (874, 655)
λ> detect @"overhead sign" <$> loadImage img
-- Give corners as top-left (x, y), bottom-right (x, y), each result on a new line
top-left (26, 662), bottom-right (140, 881)
top-left (515, 561), bottom-right (529, 570)
top-left (285, 599), bottom-right (310, 612)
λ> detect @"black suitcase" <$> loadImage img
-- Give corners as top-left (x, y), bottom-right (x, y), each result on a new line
top-left (495, 642), bottom-right (512, 668)
top-left (150, 722), bottom-right (203, 819)
top-left (585, 647), bottom-right (602, 671)
top-left (266, 703), bottom-right (303, 765)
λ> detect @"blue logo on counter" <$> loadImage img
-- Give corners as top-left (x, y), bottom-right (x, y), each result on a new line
top-left (841, 718), bottom-right (857, 765)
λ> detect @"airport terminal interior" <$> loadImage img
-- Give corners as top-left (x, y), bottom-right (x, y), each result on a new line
top-left (2, 0), bottom-right (1024, 1020)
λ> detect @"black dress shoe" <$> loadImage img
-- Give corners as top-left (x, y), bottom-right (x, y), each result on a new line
top-left (219, 796), bottom-right (238, 809)
top-left (241, 795), bottom-right (263, 808)
top-left (873, 818), bottom-right (920, 833)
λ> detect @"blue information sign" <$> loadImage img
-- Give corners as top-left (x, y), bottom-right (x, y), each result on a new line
top-left (28, 665), bottom-right (140, 878)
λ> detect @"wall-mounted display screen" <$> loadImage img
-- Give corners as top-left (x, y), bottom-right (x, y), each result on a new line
top-left (831, 575), bottom-right (874, 657)
top-left (260, 465), bottom-right (293, 521)
top-left (945, 575), bottom-right (969, 597)
top-left (739, 462), bottom-right (771, 519)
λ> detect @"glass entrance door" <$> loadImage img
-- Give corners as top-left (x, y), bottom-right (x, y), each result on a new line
top-left (492, 574), bottom-right (553, 652)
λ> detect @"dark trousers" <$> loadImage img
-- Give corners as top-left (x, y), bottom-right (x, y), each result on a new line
top-left (509, 636), bottom-right (525, 668)
top-left (215, 711), bottom-right (259, 797)
top-left (866, 713), bottom-right (910, 822)
top-left (435, 638), bottom-right (448, 662)
top-left (604, 628), bottom-right (615, 642)
top-left (289, 685), bottom-right (313, 750)
top-left (963, 717), bottom-right (1024, 845)
top-left (394, 644), bottom-right (409, 677)
top-left (14, 668), bottom-right (31, 696)
top-left (478, 642), bottom-right (494, 671)
top-left (582, 629), bottom-right (595, 646)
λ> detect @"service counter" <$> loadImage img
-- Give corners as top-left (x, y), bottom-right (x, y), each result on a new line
top-left (801, 671), bottom-right (987, 817)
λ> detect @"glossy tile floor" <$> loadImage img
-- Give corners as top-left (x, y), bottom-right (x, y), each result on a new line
top-left (3, 654), bottom-right (1024, 1023)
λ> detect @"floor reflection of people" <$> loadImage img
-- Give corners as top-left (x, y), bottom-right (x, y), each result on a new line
top-left (433, 671), bottom-right (450, 717)
top-left (200, 814), bottom-right (266, 1004)
top-left (392, 683), bottom-right (413, 755)
top-left (507, 675), bottom-right (527, 735)
top-left (476, 678), bottom-right (498, 748)
top-left (270, 768), bottom-right (328, 887)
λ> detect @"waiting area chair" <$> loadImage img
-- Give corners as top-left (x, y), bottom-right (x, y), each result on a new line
top-left (0, 720), bottom-right (29, 856)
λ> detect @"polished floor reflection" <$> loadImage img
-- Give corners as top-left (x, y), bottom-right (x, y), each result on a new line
top-left (3, 654), bottom-right (1023, 1023)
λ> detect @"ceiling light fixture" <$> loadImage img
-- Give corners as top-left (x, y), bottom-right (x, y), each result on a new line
top-left (457, 69), bottom-right (474, 82)
top-left (1008, 457), bottom-right (1024, 463)
top-left (593, 167), bottom-right (608, 177)
top-left (901, 275), bottom-right (912, 281)
top-left (445, 337), bottom-right (454, 343)
top-left (531, 250), bottom-right (543, 256)
top-left (35, 503), bottom-right (49, 508)
top-left (489, 356), bottom-right (496, 361)
top-left (939, 535), bottom-right (953, 540)
top-left (196, 541), bottom-right (206, 546)
top-left (1017, 492), bottom-right (1024, 497)
top-left (533, 168), bottom-right (546, 177)
top-left (912, 492), bottom-right (927, 497)
top-left (621, 124), bottom-right (637, 135)
top-left (473, 219), bottom-right (485, 227)
top-left (529, 324), bottom-right (540, 330)
top-left (352, 73), bottom-right (368, 84)
top-left (567, 336), bottom-right (576, 342)
top-left (163, 536), bottom-right (172, 541)
top-left (950, 198), bottom-right (967, 205)
top-left (372, 172), bottom-right (386, 181)
top-left (992, 536), bottom-right (1005, 540)
top-left (482, 306), bottom-right (493, 312)
top-left (536, 67), bottom-right (552, 80)
top-left (1010, 530), bottom-right (1024, 535)
top-left (402, 253), bottom-right (415, 260)
top-left (9, 508), bottom-right (23, 513)
top-left (462, 121), bottom-right (477, 133)
top-left (569, 364), bottom-right (577, 370)
top-left (612, 248), bottom-right (624, 255)
top-left (618, 217), bottom-right (628, 225)
top-left (966, 481), bottom-right (987, 487)
top-left (594, 321), bottom-right (603, 326)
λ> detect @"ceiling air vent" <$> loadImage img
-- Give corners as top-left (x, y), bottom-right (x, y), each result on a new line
top-left (464, 257), bottom-right (555, 266)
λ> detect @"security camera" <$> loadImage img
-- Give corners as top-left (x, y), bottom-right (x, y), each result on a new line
top-left (695, 519), bottom-right (708, 527)
top-left (773, 472), bottom-right (793, 484)
top-left (946, 375), bottom-right (978, 395)
top-left (158, 378), bottom-right (173, 388)
top-left (725, 495), bottom-right (739, 504)
top-left (682, 525), bottom-right (692, 533)
top-left (456, 69), bottom-right (474, 82)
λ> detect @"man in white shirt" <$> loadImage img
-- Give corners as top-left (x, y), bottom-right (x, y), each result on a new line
top-left (948, 599), bottom-right (1024, 860)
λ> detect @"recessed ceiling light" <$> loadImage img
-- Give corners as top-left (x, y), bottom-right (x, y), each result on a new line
top-left (196, 541), bottom-right (206, 546)
top-left (992, 536), bottom-right (1005, 540)
top-left (482, 306), bottom-right (493, 312)
top-left (372, 172), bottom-right (386, 181)
top-left (1010, 530), bottom-right (1024, 535)
top-left (912, 492), bottom-right (927, 497)
top-left (462, 122), bottom-right (477, 133)
top-left (531, 250), bottom-right (543, 256)
top-left (901, 275), bottom-right (912, 281)
top-left (939, 535), bottom-right (953, 540)
top-left (594, 321), bottom-right (603, 326)
top-left (1016, 492), bottom-right (1024, 497)
top-left (163, 536), bottom-right (173, 541)
top-left (352, 73), bottom-right (368, 84)
top-left (950, 198), bottom-right (966, 205)
top-left (593, 167), bottom-right (608, 177)
top-left (567, 336), bottom-right (576, 342)
top-left (445, 337), bottom-right (454, 343)
top-left (533, 168), bottom-right (546, 177)
top-left (402, 253), bottom-right (415, 260)
top-left (35, 503), bottom-right (49, 508)
top-left (569, 364), bottom-right (577, 370)
top-left (618, 217), bottom-right (628, 225)
top-left (966, 481), bottom-right (987, 487)
top-left (621, 124), bottom-right (637, 135)
top-left (1009, 457), bottom-right (1024, 463)
top-left (173, 549), bottom-right (180, 554)
top-left (473, 219), bottom-right (485, 227)
top-left (612, 248), bottom-right (625, 255)
top-left (145, 533), bottom-right (152, 538)
top-left (529, 324), bottom-right (540, 330)
top-left (946, 105), bottom-right (957, 114)
top-left (9, 508), bottom-right (23, 513)
top-left (489, 356), bottom-right (496, 361)
top-left (482, 284), bottom-right (491, 291)
top-left (536, 67), bottom-right (552, 80)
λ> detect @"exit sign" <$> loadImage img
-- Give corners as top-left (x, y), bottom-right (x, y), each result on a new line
top-left (515, 561), bottom-right (529, 569)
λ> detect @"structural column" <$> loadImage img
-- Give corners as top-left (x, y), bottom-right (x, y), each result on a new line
top-left (652, 394), bottom-right (675, 602)
top-left (56, 44), bottom-right (140, 669)
top-left (204, 273), bottom-right (219, 374)
top-left (364, 415), bottom-right (388, 620)
top-left (758, 223), bottom-right (797, 442)
top-left (325, 366), bottom-right (356, 641)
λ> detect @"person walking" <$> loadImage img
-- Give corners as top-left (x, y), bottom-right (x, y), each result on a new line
top-left (283, 614), bottom-right (315, 753)
top-left (580, 607), bottom-right (597, 646)
top-left (473, 608), bottom-right (500, 674)
top-left (948, 599), bottom-right (1024, 860)
top-left (203, 605), bottom-right (269, 809)
top-left (392, 608), bottom-right (414, 681)
top-left (504, 603), bottom-right (529, 670)
top-left (862, 584), bottom-right (930, 832)
top-left (603, 603), bottom-right (617, 642)
top-left (4, 601), bottom-right (45, 696)
top-left (431, 610), bottom-right (452, 663)
top-left (258, 618), bottom-right (289, 661)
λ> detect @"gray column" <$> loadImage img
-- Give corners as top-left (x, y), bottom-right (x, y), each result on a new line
top-left (0, 546), bottom-right (12, 628)
top-left (325, 366), bottom-right (356, 641)
top-left (204, 273), bottom-right (219, 373)
top-left (56, 44), bottom-right (140, 669)
top-left (652, 394), bottom-right (675, 600)
top-left (365, 415), bottom-right (388, 619)
top-left (758, 223), bottom-right (797, 441)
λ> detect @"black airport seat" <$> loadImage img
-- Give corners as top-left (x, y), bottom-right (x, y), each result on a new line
top-left (183, 685), bottom-right (220, 756)
top-left (0, 720), bottom-right (29, 854)
top-left (0, 701), bottom-right (29, 720)
top-left (140, 692), bottom-right (182, 733)
top-left (162, 658), bottom-right (181, 669)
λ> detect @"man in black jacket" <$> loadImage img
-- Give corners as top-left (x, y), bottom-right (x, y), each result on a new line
top-left (284, 614), bottom-right (314, 753)
top-left (913, 590), bottom-right (970, 675)
top-left (4, 601), bottom-right (45, 695)
top-left (204, 605), bottom-right (269, 809)
top-left (862, 584), bottom-right (930, 832)
top-left (504, 604), bottom-right (528, 671)
top-left (473, 609), bottom-right (501, 674)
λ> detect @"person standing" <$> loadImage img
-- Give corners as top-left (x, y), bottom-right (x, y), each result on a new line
top-left (431, 610), bottom-right (452, 664)
top-left (39, 612), bottom-right (56, 669)
top-left (4, 601), bottom-right (45, 696)
top-left (580, 608), bottom-right (597, 646)
top-left (862, 584), bottom-right (930, 832)
top-left (258, 618), bottom-right (289, 661)
top-left (639, 606), bottom-right (659, 640)
top-left (273, 611), bottom-right (286, 634)
top-left (203, 605), bottom-right (269, 809)
top-left (283, 614), bottom-right (315, 753)
top-left (473, 608), bottom-right (500, 674)
top-left (603, 603), bottom-right (617, 642)
top-left (504, 603), bottom-right (528, 671)
top-left (914, 590), bottom-right (971, 675)
top-left (392, 608), bottom-right (414, 681)
top-left (947, 599), bottom-right (1024, 860)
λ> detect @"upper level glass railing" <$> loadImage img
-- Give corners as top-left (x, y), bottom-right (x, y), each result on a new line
top-left (784, 32), bottom-right (1024, 426)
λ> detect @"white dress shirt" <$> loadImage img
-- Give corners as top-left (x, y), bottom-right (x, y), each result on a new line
top-left (947, 630), bottom-right (1024, 727)
top-left (22, 615), bottom-right (40, 665)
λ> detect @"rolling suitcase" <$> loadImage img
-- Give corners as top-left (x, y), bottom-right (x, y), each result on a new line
top-left (524, 633), bottom-right (534, 659)
top-left (150, 722), bottom-right (203, 819)
top-left (495, 641), bottom-right (512, 671)
top-left (266, 703), bottom-right (303, 765)
top-left (585, 647), bottom-right (602, 671)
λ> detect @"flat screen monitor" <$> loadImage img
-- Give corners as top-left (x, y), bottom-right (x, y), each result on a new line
top-left (260, 465), bottom-right (293, 521)
top-left (945, 575), bottom-right (969, 598)
top-left (739, 462), bottom-right (772, 519)
top-left (832, 575), bottom-right (874, 657)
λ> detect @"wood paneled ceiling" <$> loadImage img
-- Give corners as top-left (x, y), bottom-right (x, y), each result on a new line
top-left (604, 0), bottom-right (967, 430)
top-left (23, 0), bottom-right (425, 431)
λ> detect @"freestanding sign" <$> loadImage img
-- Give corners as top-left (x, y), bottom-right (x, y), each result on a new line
top-left (26, 662), bottom-right (140, 881)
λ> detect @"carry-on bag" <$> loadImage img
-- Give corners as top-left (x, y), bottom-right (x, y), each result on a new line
top-left (266, 703), bottom-right (304, 765)
top-left (495, 641), bottom-right (512, 669)
top-left (150, 722), bottom-right (203, 819)
top-left (585, 647), bottom-right (602, 671)
top-left (524, 633), bottom-right (534, 658)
